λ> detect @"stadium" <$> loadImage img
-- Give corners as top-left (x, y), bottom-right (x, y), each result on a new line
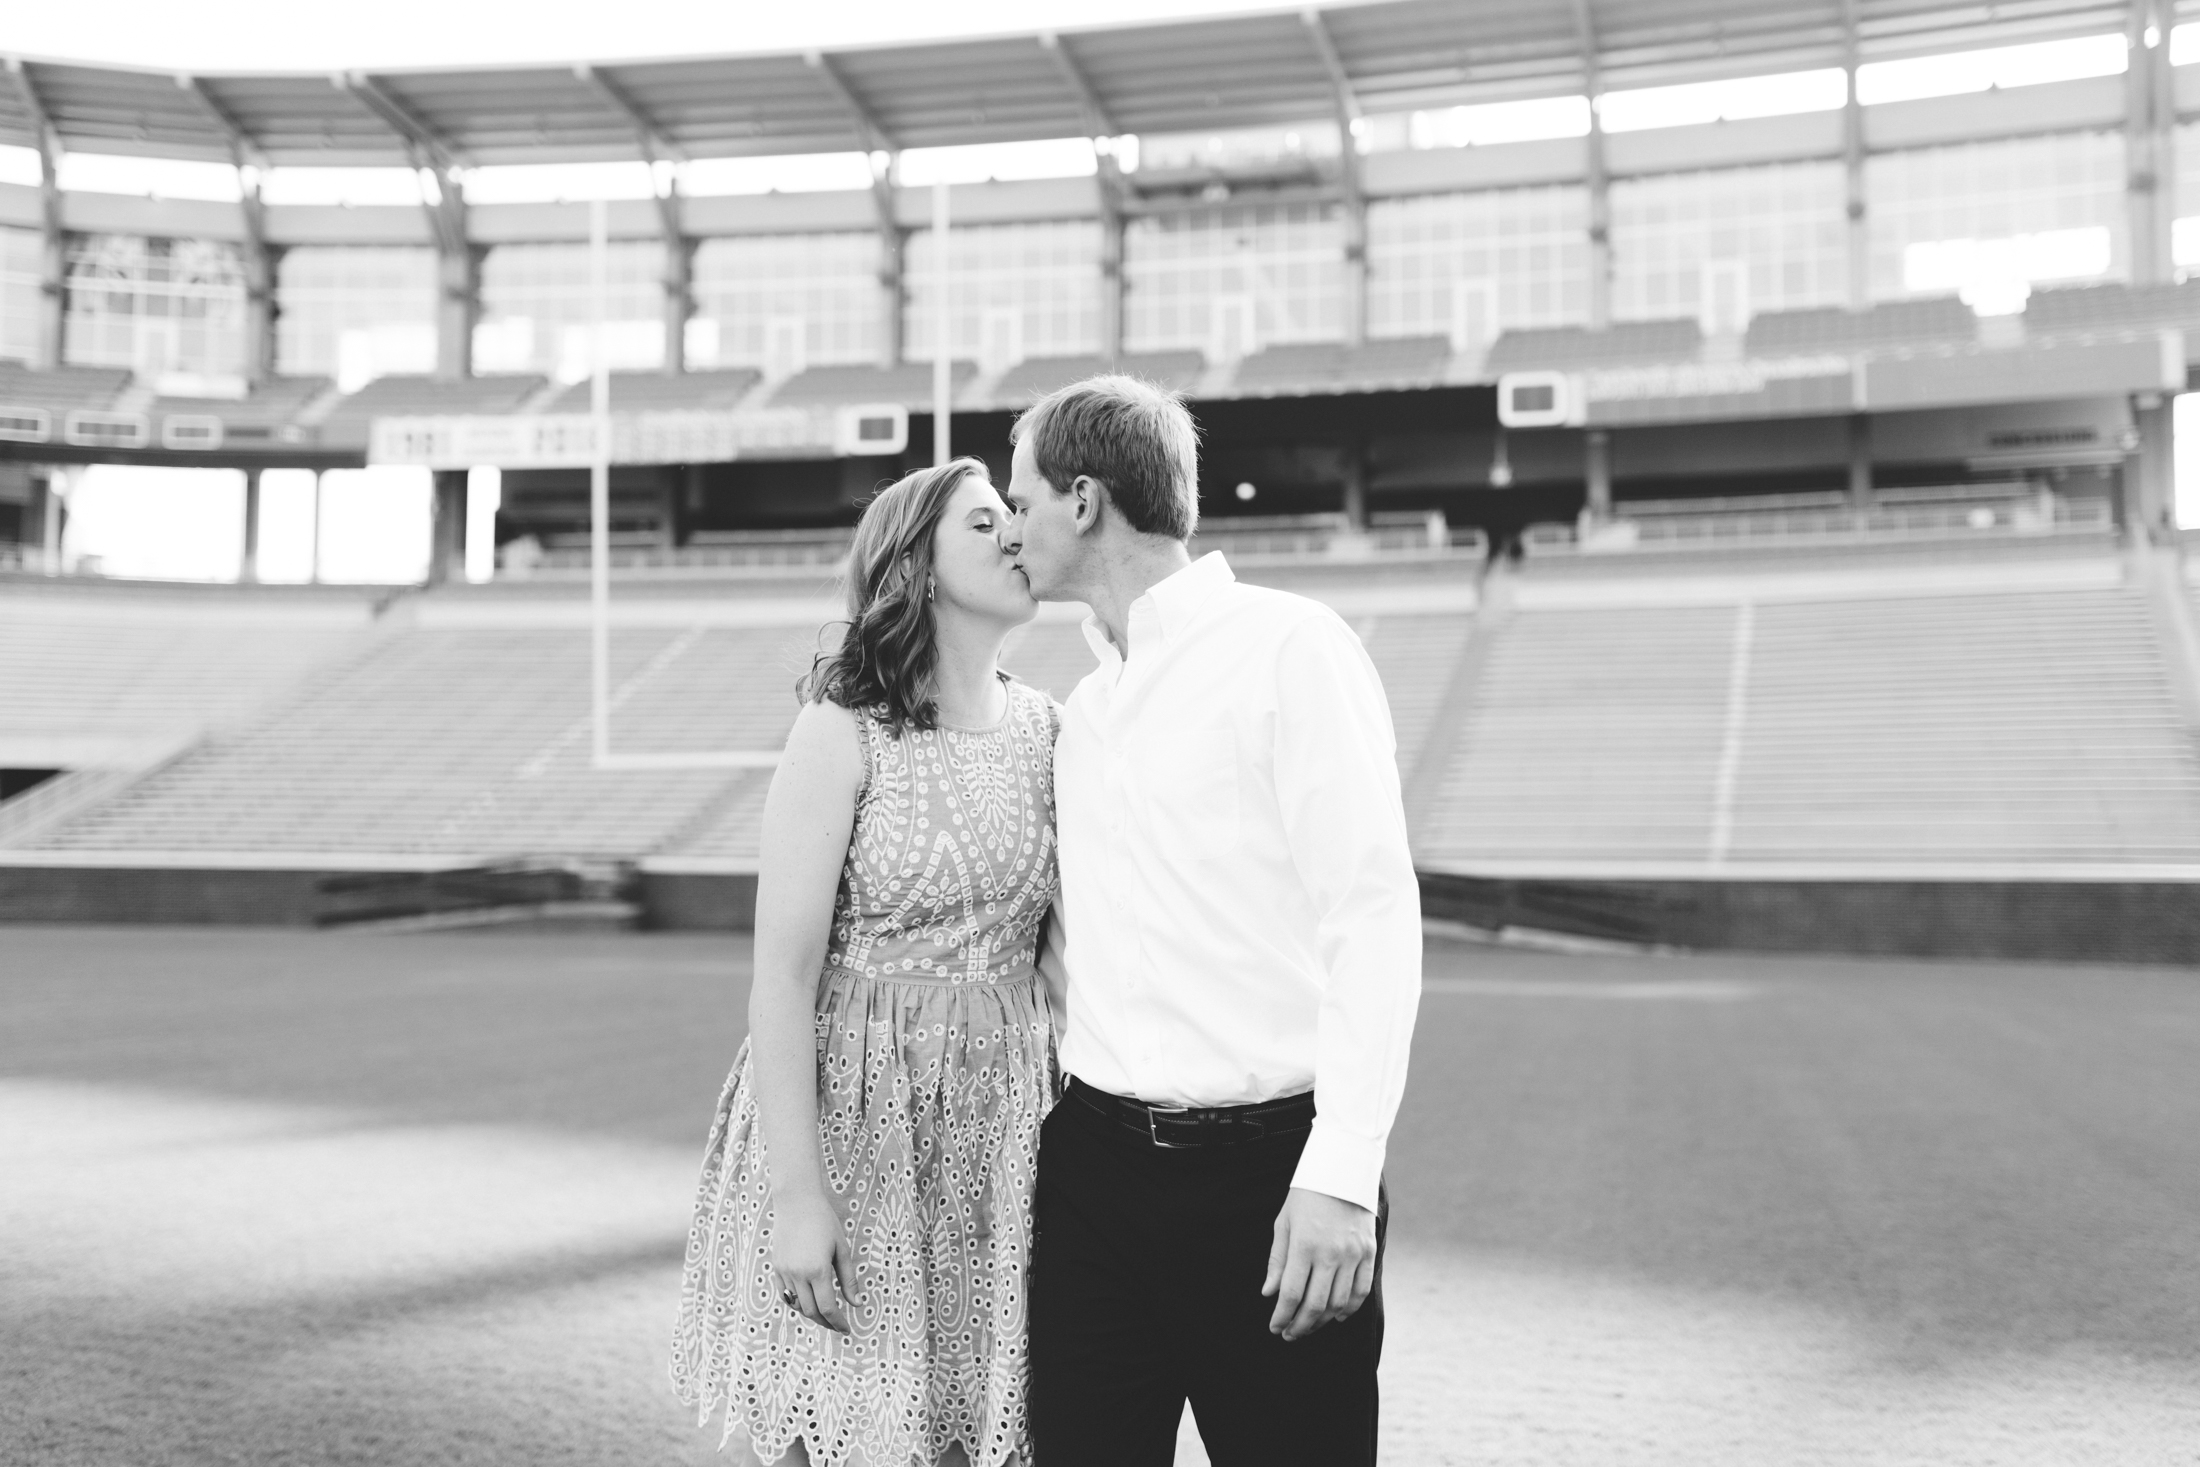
top-left (3, 2), bottom-right (2199, 1463)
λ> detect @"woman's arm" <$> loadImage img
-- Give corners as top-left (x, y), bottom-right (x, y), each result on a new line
top-left (748, 697), bottom-right (864, 1331)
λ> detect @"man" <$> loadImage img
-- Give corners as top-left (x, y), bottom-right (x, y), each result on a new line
top-left (1001, 376), bottom-right (1421, 1466)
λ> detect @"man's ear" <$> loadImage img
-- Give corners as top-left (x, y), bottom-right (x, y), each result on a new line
top-left (1070, 475), bottom-right (1105, 537)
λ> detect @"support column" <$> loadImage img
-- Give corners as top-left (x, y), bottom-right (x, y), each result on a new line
top-left (1098, 153), bottom-right (1126, 365)
top-left (1340, 439), bottom-right (1370, 529)
top-left (5, 62), bottom-right (67, 368)
top-left (234, 158), bottom-right (279, 382)
top-left (434, 243), bottom-right (480, 381)
top-left (2130, 391), bottom-right (2175, 540)
top-left (684, 461), bottom-right (705, 524)
top-left (1847, 413), bottom-right (1874, 510)
top-left (1586, 130), bottom-right (1611, 330)
top-left (13, 74), bottom-right (68, 370)
top-left (1584, 429), bottom-right (1613, 522)
top-left (1842, 32), bottom-right (1869, 310)
top-left (1341, 176), bottom-right (1368, 347)
top-left (240, 467), bottom-right (263, 582)
top-left (429, 469), bottom-right (467, 584)
top-left (38, 468), bottom-right (65, 573)
top-left (1573, 1), bottom-right (1612, 331)
top-left (662, 232), bottom-right (694, 374)
top-left (2127, 1), bottom-right (2177, 287)
top-left (1303, 9), bottom-right (1367, 345)
top-left (871, 153), bottom-right (905, 367)
top-left (244, 241), bottom-right (281, 383)
top-left (423, 167), bottom-right (477, 382)
top-left (658, 469), bottom-right (681, 552)
top-left (25, 470), bottom-right (56, 574)
top-left (309, 471), bottom-right (323, 584)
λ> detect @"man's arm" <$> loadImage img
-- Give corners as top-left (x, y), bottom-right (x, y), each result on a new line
top-left (1262, 611), bottom-right (1423, 1339)
top-left (1036, 895), bottom-right (1070, 1038)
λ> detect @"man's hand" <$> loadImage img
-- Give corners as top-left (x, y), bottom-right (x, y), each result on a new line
top-left (1261, 1186), bottom-right (1377, 1342)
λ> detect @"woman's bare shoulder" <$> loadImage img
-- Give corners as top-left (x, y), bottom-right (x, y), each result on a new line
top-left (778, 698), bottom-right (865, 788)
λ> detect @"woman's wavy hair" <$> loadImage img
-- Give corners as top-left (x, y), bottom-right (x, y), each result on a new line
top-left (800, 456), bottom-right (991, 733)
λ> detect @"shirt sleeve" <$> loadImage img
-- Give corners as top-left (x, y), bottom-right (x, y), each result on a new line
top-left (1270, 612), bottom-right (1423, 1213)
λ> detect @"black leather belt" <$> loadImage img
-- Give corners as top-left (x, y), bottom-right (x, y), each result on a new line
top-left (1065, 1076), bottom-right (1316, 1149)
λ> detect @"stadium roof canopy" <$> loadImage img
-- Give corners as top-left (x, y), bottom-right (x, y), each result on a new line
top-left (0, 0), bottom-right (2140, 168)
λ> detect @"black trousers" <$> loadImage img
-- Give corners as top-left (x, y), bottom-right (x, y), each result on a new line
top-left (1028, 1090), bottom-right (1386, 1467)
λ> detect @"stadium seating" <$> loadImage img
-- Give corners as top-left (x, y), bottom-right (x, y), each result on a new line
top-left (1742, 298), bottom-right (1975, 356)
top-left (1418, 581), bottom-right (2200, 865)
top-left (641, 590), bottom-right (1481, 863)
top-left (766, 362), bottom-right (976, 410)
top-left (0, 587), bottom-right (376, 759)
top-left (1352, 612), bottom-right (1477, 780)
top-left (0, 363), bottom-right (133, 413)
top-left (16, 548), bottom-right (2197, 875)
top-left (541, 368), bottom-right (762, 413)
top-left (1483, 318), bottom-right (1702, 374)
top-left (1424, 603), bottom-right (1735, 861)
top-left (315, 373), bottom-right (549, 450)
top-left (20, 618), bottom-right (814, 860)
top-left (1227, 336), bottom-right (1453, 396)
top-left (2025, 279), bottom-right (2200, 337)
top-left (990, 351), bottom-right (1206, 404)
top-left (150, 376), bottom-right (333, 444)
top-left (1729, 590), bottom-right (2200, 861)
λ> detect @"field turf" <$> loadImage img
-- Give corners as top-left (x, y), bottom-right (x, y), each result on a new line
top-left (3, 925), bottom-right (2197, 1465)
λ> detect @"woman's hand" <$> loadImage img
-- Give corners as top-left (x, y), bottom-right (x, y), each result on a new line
top-left (772, 1187), bottom-right (858, 1333)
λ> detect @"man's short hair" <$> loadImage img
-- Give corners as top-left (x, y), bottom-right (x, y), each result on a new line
top-left (1011, 374), bottom-right (1201, 541)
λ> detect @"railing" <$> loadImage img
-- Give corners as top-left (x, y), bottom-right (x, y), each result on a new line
top-left (1193, 512), bottom-right (1485, 559)
top-left (526, 526), bottom-right (855, 573)
top-left (516, 515), bottom-right (1489, 574)
top-left (1529, 486), bottom-right (2114, 554)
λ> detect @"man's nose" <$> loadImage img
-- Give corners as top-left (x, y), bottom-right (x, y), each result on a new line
top-left (998, 516), bottom-right (1022, 554)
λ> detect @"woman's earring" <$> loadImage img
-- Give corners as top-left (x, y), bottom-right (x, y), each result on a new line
top-left (927, 576), bottom-right (936, 602)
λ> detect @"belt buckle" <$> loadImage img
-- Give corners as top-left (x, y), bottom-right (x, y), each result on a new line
top-left (1146, 1103), bottom-right (1196, 1149)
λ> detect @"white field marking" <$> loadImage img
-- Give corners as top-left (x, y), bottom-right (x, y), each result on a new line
top-left (1421, 975), bottom-right (1758, 1001)
top-left (515, 622), bottom-right (712, 779)
top-left (1707, 599), bottom-right (1755, 864)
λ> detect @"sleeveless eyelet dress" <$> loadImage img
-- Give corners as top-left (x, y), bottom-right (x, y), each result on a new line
top-left (672, 678), bottom-right (1061, 1467)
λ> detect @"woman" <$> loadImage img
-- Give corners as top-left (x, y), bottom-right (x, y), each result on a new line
top-left (672, 457), bottom-right (1058, 1467)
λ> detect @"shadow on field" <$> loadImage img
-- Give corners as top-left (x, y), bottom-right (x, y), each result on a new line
top-left (1, 926), bottom-right (751, 1146)
top-left (5, 925), bottom-right (2200, 1465)
top-left (1394, 938), bottom-right (2200, 1371)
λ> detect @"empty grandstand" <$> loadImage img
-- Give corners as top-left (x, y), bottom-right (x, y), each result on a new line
top-left (4, 0), bottom-right (2200, 955)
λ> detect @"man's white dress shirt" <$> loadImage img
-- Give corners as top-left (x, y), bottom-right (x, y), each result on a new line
top-left (1052, 551), bottom-right (1421, 1213)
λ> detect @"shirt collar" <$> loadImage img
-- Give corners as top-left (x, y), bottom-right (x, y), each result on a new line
top-left (1079, 551), bottom-right (1234, 666)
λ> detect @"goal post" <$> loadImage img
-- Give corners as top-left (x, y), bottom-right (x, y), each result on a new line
top-left (584, 196), bottom-right (783, 775)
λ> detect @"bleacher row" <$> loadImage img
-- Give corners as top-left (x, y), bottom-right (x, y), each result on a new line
top-left (7, 274), bottom-right (2199, 451)
top-left (5, 539), bottom-right (2198, 871)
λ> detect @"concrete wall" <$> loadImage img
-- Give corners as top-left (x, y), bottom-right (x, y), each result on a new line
top-left (6, 861), bottom-right (2192, 964)
top-left (1421, 872), bottom-right (2200, 966)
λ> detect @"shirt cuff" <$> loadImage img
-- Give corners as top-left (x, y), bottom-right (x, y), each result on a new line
top-left (1289, 1121), bottom-right (1385, 1214)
